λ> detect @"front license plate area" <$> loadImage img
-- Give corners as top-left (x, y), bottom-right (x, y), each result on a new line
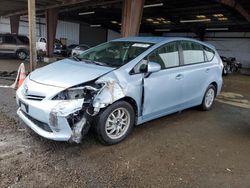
top-left (19, 100), bottom-right (29, 113)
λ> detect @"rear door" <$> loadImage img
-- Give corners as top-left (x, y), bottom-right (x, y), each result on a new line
top-left (142, 41), bottom-right (183, 121)
top-left (178, 41), bottom-right (215, 108)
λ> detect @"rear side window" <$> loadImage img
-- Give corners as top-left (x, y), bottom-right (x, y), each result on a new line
top-left (203, 46), bottom-right (215, 61)
top-left (148, 42), bottom-right (180, 69)
top-left (17, 36), bottom-right (29, 44)
top-left (3, 36), bottom-right (16, 44)
top-left (181, 41), bottom-right (205, 65)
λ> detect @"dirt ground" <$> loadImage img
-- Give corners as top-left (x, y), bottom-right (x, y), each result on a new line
top-left (0, 55), bottom-right (47, 72)
top-left (0, 63), bottom-right (250, 187)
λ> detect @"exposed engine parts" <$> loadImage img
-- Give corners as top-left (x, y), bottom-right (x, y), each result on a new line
top-left (49, 78), bottom-right (125, 143)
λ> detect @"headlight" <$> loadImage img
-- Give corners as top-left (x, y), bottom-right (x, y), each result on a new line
top-left (52, 83), bottom-right (103, 100)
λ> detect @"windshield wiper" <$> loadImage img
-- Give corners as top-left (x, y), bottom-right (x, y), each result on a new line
top-left (82, 59), bottom-right (107, 66)
top-left (71, 56), bottom-right (81, 62)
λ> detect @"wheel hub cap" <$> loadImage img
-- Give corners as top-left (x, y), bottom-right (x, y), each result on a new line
top-left (205, 88), bottom-right (215, 108)
top-left (105, 108), bottom-right (130, 140)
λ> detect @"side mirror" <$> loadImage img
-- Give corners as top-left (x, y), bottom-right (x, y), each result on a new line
top-left (148, 61), bottom-right (161, 73)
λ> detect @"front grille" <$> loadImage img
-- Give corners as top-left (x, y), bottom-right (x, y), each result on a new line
top-left (22, 110), bottom-right (53, 132)
top-left (25, 95), bottom-right (45, 101)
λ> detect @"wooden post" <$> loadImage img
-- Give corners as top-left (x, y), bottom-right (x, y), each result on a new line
top-left (121, 0), bottom-right (144, 37)
top-left (45, 8), bottom-right (58, 57)
top-left (10, 15), bottom-right (20, 34)
top-left (28, 0), bottom-right (37, 71)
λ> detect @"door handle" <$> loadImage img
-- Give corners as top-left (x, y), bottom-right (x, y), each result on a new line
top-left (205, 68), bottom-right (210, 73)
top-left (175, 74), bottom-right (184, 80)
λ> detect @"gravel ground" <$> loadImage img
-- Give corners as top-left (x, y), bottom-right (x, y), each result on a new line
top-left (0, 73), bottom-right (250, 187)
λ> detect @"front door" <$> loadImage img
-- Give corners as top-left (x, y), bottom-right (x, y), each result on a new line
top-left (142, 41), bottom-right (183, 121)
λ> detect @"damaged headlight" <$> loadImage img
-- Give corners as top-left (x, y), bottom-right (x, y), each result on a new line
top-left (52, 83), bottom-right (103, 100)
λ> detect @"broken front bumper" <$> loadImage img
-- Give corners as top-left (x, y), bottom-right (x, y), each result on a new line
top-left (16, 87), bottom-right (87, 142)
top-left (17, 108), bottom-right (72, 141)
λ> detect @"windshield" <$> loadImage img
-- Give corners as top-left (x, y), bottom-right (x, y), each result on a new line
top-left (77, 41), bottom-right (153, 67)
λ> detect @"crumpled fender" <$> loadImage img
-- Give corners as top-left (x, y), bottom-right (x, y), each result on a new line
top-left (92, 77), bottom-right (126, 109)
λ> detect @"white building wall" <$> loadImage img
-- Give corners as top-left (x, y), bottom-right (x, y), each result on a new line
top-left (0, 17), bottom-right (11, 33)
top-left (56, 21), bottom-right (79, 45)
top-left (205, 38), bottom-right (250, 68)
top-left (204, 32), bottom-right (250, 68)
top-left (0, 16), bottom-right (79, 45)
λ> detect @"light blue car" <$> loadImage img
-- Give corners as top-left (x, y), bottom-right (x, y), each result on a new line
top-left (16, 37), bottom-right (223, 145)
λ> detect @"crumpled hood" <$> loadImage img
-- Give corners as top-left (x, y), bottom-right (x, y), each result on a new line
top-left (30, 59), bottom-right (114, 88)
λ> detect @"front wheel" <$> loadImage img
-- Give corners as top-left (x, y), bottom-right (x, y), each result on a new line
top-left (94, 101), bottom-right (135, 145)
top-left (201, 85), bottom-right (216, 111)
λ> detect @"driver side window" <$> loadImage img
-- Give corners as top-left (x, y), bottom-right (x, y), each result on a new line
top-left (148, 42), bottom-right (180, 69)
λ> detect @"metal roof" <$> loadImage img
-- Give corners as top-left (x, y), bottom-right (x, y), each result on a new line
top-left (0, 0), bottom-right (250, 33)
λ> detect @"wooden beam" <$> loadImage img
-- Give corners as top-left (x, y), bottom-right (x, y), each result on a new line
top-left (45, 8), bottom-right (58, 57)
top-left (217, 0), bottom-right (250, 22)
top-left (28, 0), bottom-right (37, 71)
top-left (3, 0), bottom-right (92, 17)
top-left (10, 15), bottom-right (20, 34)
top-left (121, 0), bottom-right (144, 37)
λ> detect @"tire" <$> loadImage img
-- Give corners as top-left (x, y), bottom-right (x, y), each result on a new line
top-left (16, 50), bottom-right (28, 60)
top-left (94, 101), bottom-right (135, 145)
top-left (201, 85), bottom-right (216, 111)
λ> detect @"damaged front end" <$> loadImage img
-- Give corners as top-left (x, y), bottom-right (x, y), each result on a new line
top-left (51, 78), bottom-right (125, 143)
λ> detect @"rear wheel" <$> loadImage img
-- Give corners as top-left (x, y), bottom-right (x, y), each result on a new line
top-left (95, 101), bottom-right (135, 145)
top-left (16, 50), bottom-right (28, 60)
top-left (201, 85), bottom-right (216, 111)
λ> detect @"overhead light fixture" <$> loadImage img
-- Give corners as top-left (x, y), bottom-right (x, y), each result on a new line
top-left (90, 24), bottom-right (101, 27)
top-left (196, 15), bottom-right (206, 19)
top-left (152, 21), bottom-right (160, 24)
top-left (78, 11), bottom-right (95, 16)
top-left (146, 18), bottom-right (154, 22)
top-left (180, 18), bottom-right (211, 23)
top-left (213, 14), bottom-right (224, 17)
top-left (218, 17), bottom-right (228, 21)
top-left (111, 20), bottom-right (118, 24)
top-left (144, 3), bottom-right (163, 8)
top-left (162, 20), bottom-right (171, 24)
top-left (156, 17), bottom-right (165, 21)
top-left (206, 28), bottom-right (229, 31)
top-left (155, 28), bottom-right (171, 32)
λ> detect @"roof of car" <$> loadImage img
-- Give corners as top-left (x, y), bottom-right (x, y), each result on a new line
top-left (113, 37), bottom-right (169, 44)
top-left (113, 36), bottom-right (215, 49)
top-left (114, 36), bottom-right (205, 43)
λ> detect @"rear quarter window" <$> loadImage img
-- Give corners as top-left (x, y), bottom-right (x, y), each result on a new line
top-left (3, 36), bottom-right (16, 44)
top-left (203, 46), bottom-right (215, 61)
top-left (17, 36), bottom-right (29, 44)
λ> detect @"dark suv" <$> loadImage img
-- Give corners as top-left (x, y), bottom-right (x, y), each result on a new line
top-left (0, 34), bottom-right (29, 60)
